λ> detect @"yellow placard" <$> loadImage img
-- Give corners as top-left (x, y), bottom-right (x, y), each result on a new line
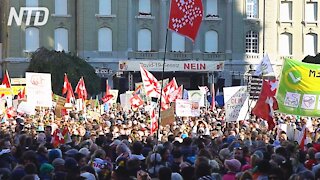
top-left (12, 86), bottom-right (25, 95)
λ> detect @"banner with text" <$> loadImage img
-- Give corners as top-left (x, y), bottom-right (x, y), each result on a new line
top-left (276, 58), bottom-right (320, 116)
top-left (188, 90), bottom-right (205, 107)
top-left (175, 99), bottom-right (200, 117)
top-left (26, 72), bottom-right (52, 107)
top-left (119, 60), bottom-right (224, 72)
top-left (224, 86), bottom-right (249, 122)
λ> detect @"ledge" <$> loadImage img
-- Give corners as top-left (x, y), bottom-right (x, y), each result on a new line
top-left (204, 17), bottom-right (222, 21)
top-left (135, 15), bottom-right (155, 20)
top-left (95, 14), bottom-right (117, 18)
top-left (51, 14), bottom-right (72, 18)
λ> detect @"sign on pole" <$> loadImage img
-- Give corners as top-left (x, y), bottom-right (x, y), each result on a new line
top-left (26, 72), bottom-right (52, 107)
top-left (224, 86), bottom-right (249, 122)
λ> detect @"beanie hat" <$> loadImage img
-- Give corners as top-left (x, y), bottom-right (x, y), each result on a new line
top-left (171, 172), bottom-right (183, 180)
top-left (79, 147), bottom-right (90, 156)
top-left (40, 163), bottom-right (54, 174)
top-left (224, 159), bottom-right (241, 172)
top-left (80, 172), bottom-right (96, 180)
top-left (48, 149), bottom-right (62, 162)
top-left (52, 158), bottom-right (65, 167)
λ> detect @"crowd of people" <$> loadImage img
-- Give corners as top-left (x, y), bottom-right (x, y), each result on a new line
top-left (0, 103), bottom-right (320, 180)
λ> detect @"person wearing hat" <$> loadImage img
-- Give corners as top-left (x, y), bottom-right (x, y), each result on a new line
top-left (222, 159), bottom-right (241, 180)
top-left (51, 158), bottom-right (67, 180)
top-left (39, 163), bottom-right (54, 180)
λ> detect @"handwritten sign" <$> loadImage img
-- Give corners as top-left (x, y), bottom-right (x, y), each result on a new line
top-left (224, 86), bottom-right (249, 122)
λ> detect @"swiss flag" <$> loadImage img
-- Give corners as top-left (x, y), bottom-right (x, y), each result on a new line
top-left (168, 0), bottom-right (203, 42)
top-left (129, 94), bottom-right (144, 109)
top-left (168, 85), bottom-right (183, 102)
top-left (62, 74), bottom-right (69, 95)
top-left (75, 77), bottom-right (88, 101)
top-left (52, 129), bottom-right (65, 148)
top-left (252, 79), bottom-right (279, 130)
top-left (6, 107), bottom-right (16, 119)
top-left (102, 80), bottom-right (113, 103)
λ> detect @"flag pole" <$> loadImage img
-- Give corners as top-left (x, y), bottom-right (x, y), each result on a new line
top-left (156, 28), bottom-right (169, 142)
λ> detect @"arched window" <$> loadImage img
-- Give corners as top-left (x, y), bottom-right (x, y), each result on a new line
top-left (98, 28), bottom-right (112, 51)
top-left (205, 31), bottom-right (218, 52)
top-left (139, 0), bottom-right (151, 14)
top-left (206, 0), bottom-right (217, 16)
top-left (172, 32), bottom-right (185, 52)
top-left (245, 31), bottom-right (258, 53)
top-left (55, 0), bottom-right (67, 15)
top-left (25, 27), bottom-right (39, 52)
top-left (305, 33), bottom-right (317, 56)
top-left (246, 0), bottom-right (258, 18)
top-left (305, 2), bottom-right (318, 22)
top-left (54, 28), bottom-right (68, 52)
top-left (26, 0), bottom-right (38, 7)
top-left (279, 33), bottom-right (292, 55)
top-left (138, 29), bottom-right (151, 51)
top-left (280, 1), bottom-right (292, 21)
top-left (99, 0), bottom-right (111, 15)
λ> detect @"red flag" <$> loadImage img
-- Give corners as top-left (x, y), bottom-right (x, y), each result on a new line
top-left (140, 64), bottom-right (161, 98)
top-left (62, 74), bottom-right (69, 95)
top-left (129, 94), bottom-right (144, 110)
top-left (52, 129), bottom-right (65, 148)
top-left (1, 70), bottom-right (11, 88)
top-left (149, 106), bottom-right (159, 135)
top-left (168, 0), bottom-right (203, 42)
top-left (211, 83), bottom-right (215, 110)
top-left (102, 80), bottom-right (113, 103)
top-left (252, 79), bottom-right (279, 130)
top-left (6, 107), bottom-right (16, 119)
top-left (75, 77), bottom-right (88, 100)
top-left (17, 87), bottom-right (26, 99)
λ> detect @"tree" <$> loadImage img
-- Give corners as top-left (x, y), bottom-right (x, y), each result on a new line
top-left (27, 47), bottom-right (101, 96)
top-left (302, 54), bottom-right (320, 64)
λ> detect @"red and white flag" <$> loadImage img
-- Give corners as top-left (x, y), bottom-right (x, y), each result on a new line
top-left (62, 74), bottom-right (75, 103)
top-left (168, 85), bottom-right (183, 102)
top-left (52, 129), bottom-right (65, 148)
top-left (168, 0), bottom-right (203, 42)
top-left (1, 70), bottom-right (11, 88)
top-left (17, 87), bottom-right (26, 99)
top-left (140, 64), bottom-right (161, 98)
top-left (149, 105), bottom-right (159, 135)
top-left (210, 83), bottom-right (215, 110)
top-left (102, 80), bottom-right (114, 103)
top-left (75, 77), bottom-right (88, 101)
top-left (298, 126), bottom-right (307, 151)
top-left (163, 78), bottom-right (178, 100)
top-left (252, 79), bottom-right (279, 130)
top-left (129, 94), bottom-right (144, 110)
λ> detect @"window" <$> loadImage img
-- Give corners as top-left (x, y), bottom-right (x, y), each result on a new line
top-left (138, 29), bottom-right (151, 51)
top-left (54, 28), bottom-right (68, 52)
top-left (245, 31), bottom-right (258, 53)
top-left (206, 0), bottom-right (218, 16)
top-left (279, 33), bottom-right (292, 55)
top-left (205, 31), bottom-right (218, 52)
top-left (304, 33), bottom-right (317, 56)
top-left (139, 0), bottom-right (151, 14)
top-left (99, 0), bottom-right (111, 15)
top-left (26, 0), bottom-right (38, 7)
top-left (280, 1), bottom-right (292, 21)
top-left (246, 0), bottom-right (258, 18)
top-left (305, 2), bottom-right (318, 22)
top-left (98, 28), bottom-right (112, 51)
top-left (172, 32), bottom-right (185, 52)
top-left (25, 27), bottom-right (39, 52)
top-left (55, 0), bottom-right (68, 15)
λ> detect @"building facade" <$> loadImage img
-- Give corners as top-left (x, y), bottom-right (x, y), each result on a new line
top-left (0, 0), bottom-right (319, 93)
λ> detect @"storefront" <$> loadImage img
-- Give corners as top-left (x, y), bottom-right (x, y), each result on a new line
top-left (118, 60), bottom-right (224, 91)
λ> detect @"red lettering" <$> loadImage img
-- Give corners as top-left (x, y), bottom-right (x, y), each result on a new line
top-left (199, 64), bottom-right (206, 70)
top-left (191, 63), bottom-right (196, 69)
top-left (184, 63), bottom-right (206, 70)
top-left (184, 64), bottom-right (190, 69)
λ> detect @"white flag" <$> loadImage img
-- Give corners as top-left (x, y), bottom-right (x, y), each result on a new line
top-left (254, 54), bottom-right (275, 76)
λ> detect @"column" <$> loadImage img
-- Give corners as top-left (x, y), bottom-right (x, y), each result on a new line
top-left (225, 0), bottom-right (232, 55)
top-left (159, 0), bottom-right (168, 52)
top-left (128, 0), bottom-right (133, 51)
top-left (128, 72), bottom-right (133, 91)
top-left (193, 35), bottom-right (201, 53)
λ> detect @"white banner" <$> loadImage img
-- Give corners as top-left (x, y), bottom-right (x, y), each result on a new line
top-left (26, 72), bottom-right (52, 107)
top-left (119, 60), bottom-right (224, 72)
top-left (188, 90), bottom-right (205, 107)
top-left (224, 86), bottom-right (249, 122)
top-left (175, 99), bottom-right (200, 117)
top-left (120, 93), bottom-right (132, 111)
top-left (109, 90), bottom-right (119, 104)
